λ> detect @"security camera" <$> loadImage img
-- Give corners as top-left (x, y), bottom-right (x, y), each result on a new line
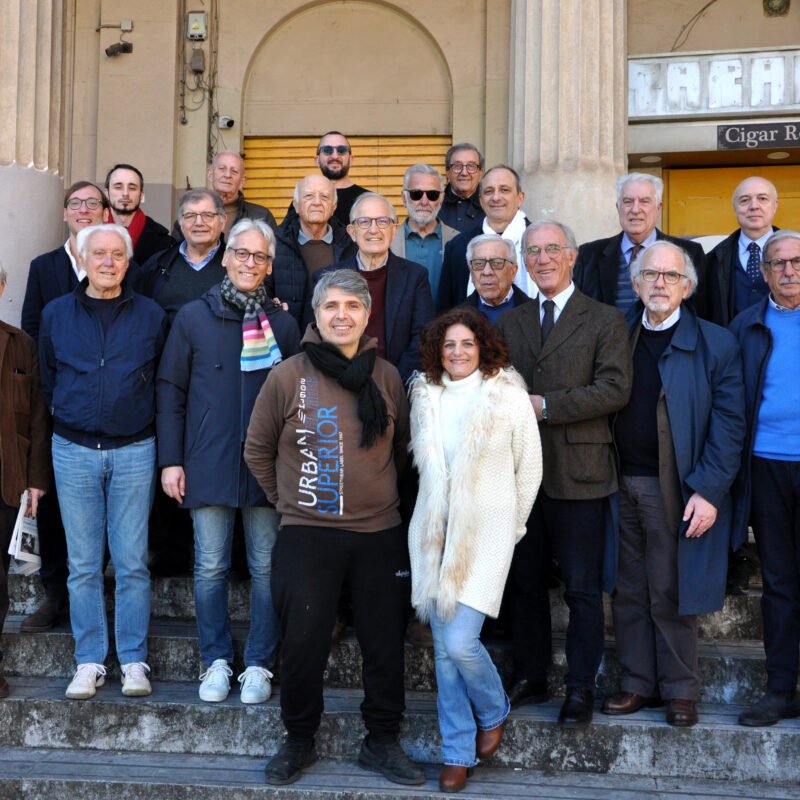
top-left (218, 116), bottom-right (235, 129)
top-left (105, 42), bottom-right (133, 57)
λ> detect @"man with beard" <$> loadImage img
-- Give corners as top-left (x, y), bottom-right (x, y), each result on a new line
top-left (104, 163), bottom-right (175, 265)
top-left (390, 164), bottom-right (459, 311)
top-left (173, 151), bottom-right (277, 242)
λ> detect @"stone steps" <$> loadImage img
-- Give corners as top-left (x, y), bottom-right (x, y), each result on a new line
top-left (1, 748), bottom-right (797, 800)
top-left (0, 678), bottom-right (798, 785)
top-left (1, 615), bottom-right (775, 704)
top-left (7, 573), bottom-right (767, 639)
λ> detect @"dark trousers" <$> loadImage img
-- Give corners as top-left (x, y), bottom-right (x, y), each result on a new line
top-left (509, 491), bottom-right (605, 689)
top-left (35, 489), bottom-right (68, 601)
top-left (751, 456), bottom-right (800, 691)
top-left (612, 476), bottom-right (699, 700)
top-left (271, 524), bottom-right (410, 741)
top-left (0, 504), bottom-right (17, 662)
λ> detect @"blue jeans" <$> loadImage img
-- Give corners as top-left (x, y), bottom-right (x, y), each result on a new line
top-left (430, 603), bottom-right (510, 767)
top-left (190, 505), bottom-right (280, 668)
top-left (52, 435), bottom-right (155, 665)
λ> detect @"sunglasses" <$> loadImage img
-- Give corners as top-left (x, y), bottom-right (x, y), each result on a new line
top-left (317, 145), bottom-right (350, 156)
top-left (406, 189), bottom-right (441, 201)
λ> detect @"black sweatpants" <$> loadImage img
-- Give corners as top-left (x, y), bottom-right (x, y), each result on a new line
top-left (272, 524), bottom-right (410, 741)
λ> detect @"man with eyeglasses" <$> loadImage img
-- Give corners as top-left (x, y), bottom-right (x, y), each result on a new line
top-left (172, 151), bottom-right (277, 243)
top-left (18, 181), bottom-right (110, 635)
top-left (460, 234), bottom-right (531, 324)
top-left (313, 192), bottom-right (434, 382)
top-left (497, 219), bottom-right (632, 726)
top-left (438, 165), bottom-right (533, 310)
top-left (573, 173), bottom-right (708, 321)
top-left (603, 240), bottom-right (744, 729)
top-left (731, 230), bottom-right (800, 728)
top-left (438, 143), bottom-right (485, 232)
top-left (390, 164), bottom-right (459, 311)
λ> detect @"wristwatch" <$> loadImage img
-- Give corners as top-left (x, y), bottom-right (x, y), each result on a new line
top-left (541, 398), bottom-right (548, 420)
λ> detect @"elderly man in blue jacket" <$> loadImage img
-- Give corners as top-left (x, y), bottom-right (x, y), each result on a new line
top-left (730, 230), bottom-right (800, 727)
top-left (603, 240), bottom-right (745, 727)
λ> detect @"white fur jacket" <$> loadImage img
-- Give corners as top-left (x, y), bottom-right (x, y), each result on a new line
top-left (408, 367), bottom-right (542, 623)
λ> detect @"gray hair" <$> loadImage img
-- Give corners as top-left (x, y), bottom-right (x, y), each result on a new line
top-left (227, 218), bottom-right (276, 259)
top-left (76, 223), bottom-right (133, 261)
top-left (0, 260), bottom-right (6, 286)
top-left (762, 229), bottom-right (800, 263)
top-left (402, 164), bottom-right (444, 192)
top-left (293, 175), bottom-right (338, 206)
top-left (630, 240), bottom-right (698, 298)
top-left (466, 233), bottom-right (517, 265)
top-left (445, 143), bottom-right (485, 171)
top-left (312, 270), bottom-right (372, 313)
top-left (617, 173), bottom-right (664, 206)
top-left (349, 191), bottom-right (397, 225)
top-left (524, 219), bottom-right (578, 253)
top-left (178, 188), bottom-right (225, 218)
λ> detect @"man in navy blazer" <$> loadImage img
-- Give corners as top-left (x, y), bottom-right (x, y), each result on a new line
top-left (312, 192), bottom-right (435, 383)
top-left (573, 173), bottom-right (709, 321)
top-left (18, 180), bottom-right (109, 635)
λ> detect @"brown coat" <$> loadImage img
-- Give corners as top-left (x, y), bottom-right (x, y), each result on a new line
top-left (0, 320), bottom-right (50, 507)
top-left (496, 288), bottom-right (632, 500)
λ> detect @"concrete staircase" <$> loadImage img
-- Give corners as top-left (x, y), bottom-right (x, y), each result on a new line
top-left (1, 574), bottom-right (798, 799)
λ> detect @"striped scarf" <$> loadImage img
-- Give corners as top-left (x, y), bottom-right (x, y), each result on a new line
top-left (220, 277), bottom-right (283, 372)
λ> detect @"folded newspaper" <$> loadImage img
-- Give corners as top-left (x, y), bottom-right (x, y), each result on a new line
top-left (8, 490), bottom-right (41, 576)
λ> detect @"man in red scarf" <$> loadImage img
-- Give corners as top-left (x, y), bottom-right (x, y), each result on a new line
top-left (105, 163), bottom-right (174, 265)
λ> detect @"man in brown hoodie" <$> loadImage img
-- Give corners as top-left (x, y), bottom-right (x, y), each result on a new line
top-left (245, 270), bottom-right (422, 788)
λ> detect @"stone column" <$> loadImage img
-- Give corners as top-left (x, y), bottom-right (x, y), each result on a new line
top-left (509, 0), bottom-right (627, 244)
top-left (0, 0), bottom-right (65, 326)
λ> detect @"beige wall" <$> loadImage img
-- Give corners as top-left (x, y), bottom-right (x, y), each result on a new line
top-left (629, 0), bottom-right (799, 55)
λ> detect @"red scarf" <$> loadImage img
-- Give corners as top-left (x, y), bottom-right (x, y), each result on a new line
top-left (126, 208), bottom-right (146, 247)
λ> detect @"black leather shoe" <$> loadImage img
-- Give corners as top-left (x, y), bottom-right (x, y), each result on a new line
top-left (264, 738), bottom-right (317, 785)
top-left (357, 735), bottom-right (426, 786)
top-left (507, 678), bottom-right (548, 708)
top-left (739, 690), bottom-right (800, 727)
top-left (558, 687), bottom-right (594, 727)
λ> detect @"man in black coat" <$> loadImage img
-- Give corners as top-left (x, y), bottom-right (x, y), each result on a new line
top-left (104, 163), bottom-right (175, 265)
top-left (437, 142), bottom-right (485, 233)
top-left (573, 173), bottom-right (708, 321)
top-left (273, 175), bottom-right (356, 327)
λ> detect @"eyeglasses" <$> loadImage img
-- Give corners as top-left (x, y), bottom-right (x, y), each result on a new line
top-left (66, 197), bottom-right (103, 210)
top-left (228, 247), bottom-right (271, 266)
top-left (763, 256), bottom-right (800, 273)
top-left (406, 189), bottom-right (441, 202)
top-left (639, 269), bottom-right (686, 284)
top-left (449, 162), bottom-right (480, 174)
top-left (352, 216), bottom-right (394, 230)
top-left (525, 244), bottom-right (564, 258)
top-left (182, 211), bottom-right (220, 223)
top-left (317, 145), bottom-right (350, 156)
top-left (469, 257), bottom-right (513, 272)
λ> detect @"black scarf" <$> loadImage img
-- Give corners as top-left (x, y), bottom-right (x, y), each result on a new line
top-left (304, 338), bottom-right (389, 448)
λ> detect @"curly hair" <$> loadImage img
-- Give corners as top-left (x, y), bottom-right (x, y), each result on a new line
top-left (419, 306), bottom-right (510, 385)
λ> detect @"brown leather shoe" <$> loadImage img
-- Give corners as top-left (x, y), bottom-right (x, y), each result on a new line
top-left (438, 765), bottom-right (472, 793)
top-left (476, 723), bottom-right (503, 758)
top-left (666, 698), bottom-right (698, 727)
top-left (0, 670), bottom-right (8, 699)
top-left (602, 691), bottom-right (663, 716)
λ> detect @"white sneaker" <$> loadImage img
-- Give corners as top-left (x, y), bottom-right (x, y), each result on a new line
top-left (65, 663), bottom-right (107, 700)
top-left (198, 659), bottom-right (232, 702)
top-left (238, 666), bottom-right (273, 704)
top-left (121, 661), bottom-right (152, 696)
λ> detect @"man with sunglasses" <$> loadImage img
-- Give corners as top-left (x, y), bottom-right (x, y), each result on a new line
top-left (313, 132), bottom-right (368, 226)
top-left (438, 143), bottom-right (485, 232)
top-left (18, 181), bottom-right (110, 635)
top-left (390, 164), bottom-right (459, 310)
top-left (604, 240), bottom-right (744, 728)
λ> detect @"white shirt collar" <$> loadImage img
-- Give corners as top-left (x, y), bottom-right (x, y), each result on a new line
top-left (642, 305), bottom-right (681, 331)
top-left (479, 285), bottom-right (515, 308)
top-left (539, 282), bottom-right (575, 324)
top-left (768, 294), bottom-right (800, 313)
top-left (63, 240), bottom-right (85, 282)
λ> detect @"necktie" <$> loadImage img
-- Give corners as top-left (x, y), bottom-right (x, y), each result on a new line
top-left (746, 242), bottom-right (762, 284)
top-left (630, 243), bottom-right (643, 262)
top-left (541, 299), bottom-right (555, 345)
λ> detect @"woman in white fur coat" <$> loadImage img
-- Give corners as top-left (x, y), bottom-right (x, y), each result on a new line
top-left (408, 307), bottom-right (542, 792)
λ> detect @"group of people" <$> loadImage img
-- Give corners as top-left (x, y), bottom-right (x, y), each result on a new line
top-left (0, 129), bottom-right (798, 793)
